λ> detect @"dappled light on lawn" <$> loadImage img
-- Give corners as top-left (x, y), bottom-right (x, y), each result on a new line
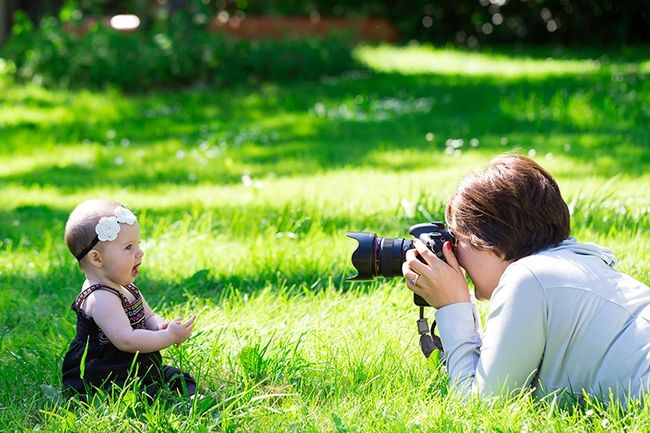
top-left (355, 44), bottom-right (607, 78)
top-left (1, 45), bottom-right (649, 431)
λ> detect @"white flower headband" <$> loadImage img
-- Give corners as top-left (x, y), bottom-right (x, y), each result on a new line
top-left (95, 206), bottom-right (137, 241)
top-left (75, 206), bottom-right (137, 261)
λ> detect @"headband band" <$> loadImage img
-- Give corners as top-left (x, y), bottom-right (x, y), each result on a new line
top-left (75, 235), bottom-right (100, 261)
top-left (75, 206), bottom-right (137, 261)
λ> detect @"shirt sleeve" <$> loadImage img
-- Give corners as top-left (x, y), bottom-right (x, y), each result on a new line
top-left (435, 301), bottom-right (482, 394)
top-left (435, 264), bottom-right (547, 397)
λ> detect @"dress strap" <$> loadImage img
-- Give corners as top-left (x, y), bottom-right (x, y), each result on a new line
top-left (72, 284), bottom-right (127, 311)
top-left (123, 283), bottom-right (140, 298)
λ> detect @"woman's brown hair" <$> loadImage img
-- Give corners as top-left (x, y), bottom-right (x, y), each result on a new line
top-left (445, 154), bottom-right (570, 261)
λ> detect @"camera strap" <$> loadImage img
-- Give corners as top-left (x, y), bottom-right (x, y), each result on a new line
top-left (417, 306), bottom-right (444, 359)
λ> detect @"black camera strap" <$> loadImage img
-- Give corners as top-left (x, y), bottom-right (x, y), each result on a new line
top-left (417, 306), bottom-right (444, 359)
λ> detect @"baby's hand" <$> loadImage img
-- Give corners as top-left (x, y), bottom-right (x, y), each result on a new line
top-left (166, 315), bottom-right (196, 345)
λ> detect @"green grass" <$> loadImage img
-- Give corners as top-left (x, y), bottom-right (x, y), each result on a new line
top-left (1, 43), bottom-right (649, 431)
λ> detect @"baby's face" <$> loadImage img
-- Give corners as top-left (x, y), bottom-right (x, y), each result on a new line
top-left (98, 222), bottom-right (144, 286)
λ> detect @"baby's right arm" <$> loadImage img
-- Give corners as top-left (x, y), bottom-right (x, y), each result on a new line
top-left (89, 291), bottom-right (194, 353)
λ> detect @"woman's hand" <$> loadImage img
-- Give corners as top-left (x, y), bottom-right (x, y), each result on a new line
top-left (402, 239), bottom-right (470, 309)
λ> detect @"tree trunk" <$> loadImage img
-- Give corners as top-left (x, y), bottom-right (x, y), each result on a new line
top-left (0, 0), bottom-right (7, 45)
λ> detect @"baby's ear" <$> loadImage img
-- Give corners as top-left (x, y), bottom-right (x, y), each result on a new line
top-left (87, 250), bottom-right (103, 267)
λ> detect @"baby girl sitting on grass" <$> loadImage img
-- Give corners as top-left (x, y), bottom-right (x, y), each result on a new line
top-left (61, 199), bottom-right (196, 399)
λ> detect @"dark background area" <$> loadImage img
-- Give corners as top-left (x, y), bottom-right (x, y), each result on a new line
top-left (1, 1), bottom-right (648, 91)
top-left (2, 0), bottom-right (649, 47)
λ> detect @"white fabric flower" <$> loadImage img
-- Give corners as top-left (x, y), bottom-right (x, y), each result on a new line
top-left (114, 206), bottom-right (136, 225)
top-left (95, 216), bottom-right (121, 241)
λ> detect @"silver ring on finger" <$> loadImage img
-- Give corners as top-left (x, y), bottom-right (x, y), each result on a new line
top-left (411, 273), bottom-right (420, 286)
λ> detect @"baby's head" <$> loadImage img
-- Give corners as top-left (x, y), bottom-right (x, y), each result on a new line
top-left (65, 199), bottom-right (138, 266)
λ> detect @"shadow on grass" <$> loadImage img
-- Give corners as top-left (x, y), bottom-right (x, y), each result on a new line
top-left (0, 197), bottom-right (436, 250)
top-left (2, 167), bottom-right (649, 253)
top-left (1, 67), bottom-right (649, 191)
top-left (0, 262), bottom-right (378, 334)
top-left (0, 204), bottom-right (70, 245)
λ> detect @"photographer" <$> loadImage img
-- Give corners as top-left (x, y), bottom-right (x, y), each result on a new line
top-left (402, 154), bottom-right (650, 402)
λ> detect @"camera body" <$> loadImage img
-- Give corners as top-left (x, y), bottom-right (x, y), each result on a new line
top-left (346, 222), bottom-right (455, 307)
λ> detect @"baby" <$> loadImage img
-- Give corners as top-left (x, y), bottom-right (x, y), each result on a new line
top-left (61, 199), bottom-right (196, 398)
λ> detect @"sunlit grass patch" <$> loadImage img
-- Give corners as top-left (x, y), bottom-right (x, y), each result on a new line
top-left (355, 44), bottom-right (605, 78)
top-left (0, 85), bottom-right (128, 130)
top-left (1, 44), bottom-right (650, 431)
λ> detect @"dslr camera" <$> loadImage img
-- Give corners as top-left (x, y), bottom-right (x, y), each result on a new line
top-left (346, 222), bottom-right (455, 306)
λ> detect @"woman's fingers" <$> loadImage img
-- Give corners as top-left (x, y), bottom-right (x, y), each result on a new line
top-left (404, 247), bottom-right (432, 276)
top-left (412, 239), bottom-right (438, 267)
top-left (401, 261), bottom-right (421, 287)
top-left (402, 239), bottom-right (471, 309)
top-left (402, 261), bottom-right (425, 295)
top-left (441, 241), bottom-right (463, 274)
top-left (405, 240), bottom-right (447, 276)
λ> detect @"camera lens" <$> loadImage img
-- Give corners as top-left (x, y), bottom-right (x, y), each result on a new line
top-left (345, 231), bottom-right (377, 280)
top-left (377, 237), bottom-right (414, 278)
top-left (346, 222), bottom-right (454, 307)
top-left (346, 232), bottom-right (413, 280)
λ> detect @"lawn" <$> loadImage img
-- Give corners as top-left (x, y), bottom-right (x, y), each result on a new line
top-left (1, 44), bottom-right (649, 432)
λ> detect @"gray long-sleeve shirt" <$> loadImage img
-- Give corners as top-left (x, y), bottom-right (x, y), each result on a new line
top-left (436, 238), bottom-right (650, 401)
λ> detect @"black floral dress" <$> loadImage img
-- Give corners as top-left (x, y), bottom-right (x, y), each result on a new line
top-left (62, 283), bottom-right (196, 397)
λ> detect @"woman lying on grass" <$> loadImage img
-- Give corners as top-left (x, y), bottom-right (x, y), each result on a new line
top-left (403, 154), bottom-right (650, 403)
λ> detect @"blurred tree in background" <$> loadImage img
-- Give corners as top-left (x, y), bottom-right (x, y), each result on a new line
top-left (0, 0), bottom-right (647, 91)
top-left (2, 0), bottom-right (648, 46)
top-left (217, 0), bottom-right (650, 46)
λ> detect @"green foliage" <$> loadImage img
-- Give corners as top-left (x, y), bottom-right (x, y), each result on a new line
top-left (8, 0), bottom-right (649, 48)
top-left (1, 12), bottom-right (359, 91)
top-left (0, 45), bottom-right (649, 431)
top-left (131, 0), bottom-right (650, 45)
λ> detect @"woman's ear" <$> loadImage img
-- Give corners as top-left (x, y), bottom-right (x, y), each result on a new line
top-left (87, 250), bottom-right (103, 267)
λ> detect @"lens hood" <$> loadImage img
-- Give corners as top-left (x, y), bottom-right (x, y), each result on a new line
top-left (345, 231), bottom-right (377, 280)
